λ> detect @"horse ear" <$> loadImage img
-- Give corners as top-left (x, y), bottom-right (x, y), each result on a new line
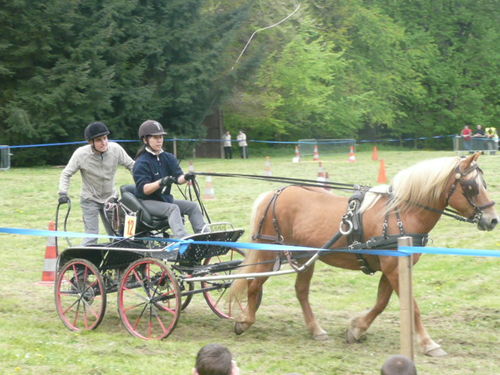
top-left (462, 152), bottom-right (479, 168)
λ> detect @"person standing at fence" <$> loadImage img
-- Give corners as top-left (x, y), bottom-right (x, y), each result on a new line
top-left (485, 126), bottom-right (498, 154)
top-left (460, 125), bottom-right (472, 151)
top-left (380, 355), bottom-right (417, 375)
top-left (223, 131), bottom-right (233, 159)
top-left (193, 343), bottom-right (240, 375)
top-left (58, 121), bottom-right (135, 245)
top-left (237, 130), bottom-right (248, 159)
top-left (133, 120), bottom-right (205, 238)
top-left (472, 124), bottom-right (486, 152)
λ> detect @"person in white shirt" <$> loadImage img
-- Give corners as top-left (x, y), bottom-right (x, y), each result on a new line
top-left (58, 122), bottom-right (134, 245)
top-left (237, 130), bottom-right (248, 159)
top-left (222, 131), bottom-right (232, 159)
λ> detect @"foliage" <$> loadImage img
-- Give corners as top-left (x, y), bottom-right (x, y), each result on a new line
top-left (0, 0), bottom-right (255, 165)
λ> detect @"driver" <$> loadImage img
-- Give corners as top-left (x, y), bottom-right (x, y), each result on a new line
top-left (132, 120), bottom-right (206, 238)
top-left (58, 122), bottom-right (135, 245)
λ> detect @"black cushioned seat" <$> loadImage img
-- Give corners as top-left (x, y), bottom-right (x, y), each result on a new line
top-left (120, 185), bottom-right (170, 232)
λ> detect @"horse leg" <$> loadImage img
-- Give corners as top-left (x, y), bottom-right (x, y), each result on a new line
top-left (346, 273), bottom-right (393, 344)
top-left (347, 271), bottom-right (447, 356)
top-left (295, 263), bottom-right (328, 340)
top-left (234, 276), bottom-right (268, 335)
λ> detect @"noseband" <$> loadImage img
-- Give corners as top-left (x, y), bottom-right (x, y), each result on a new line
top-left (446, 164), bottom-right (495, 223)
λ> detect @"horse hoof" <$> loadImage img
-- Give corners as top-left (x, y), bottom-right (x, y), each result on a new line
top-left (425, 346), bottom-right (448, 357)
top-left (345, 327), bottom-right (363, 344)
top-left (234, 322), bottom-right (248, 335)
top-left (313, 333), bottom-right (329, 341)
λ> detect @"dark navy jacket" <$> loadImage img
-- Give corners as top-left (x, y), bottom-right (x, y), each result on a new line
top-left (133, 150), bottom-right (183, 203)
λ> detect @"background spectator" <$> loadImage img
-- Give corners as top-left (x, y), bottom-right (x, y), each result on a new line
top-left (223, 131), bottom-right (233, 159)
top-left (237, 130), bottom-right (248, 159)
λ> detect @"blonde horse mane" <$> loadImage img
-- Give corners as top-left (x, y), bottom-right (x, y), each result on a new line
top-left (360, 156), bottom-right (462, 214)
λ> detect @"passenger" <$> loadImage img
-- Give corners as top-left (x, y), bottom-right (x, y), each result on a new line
top-left (133, 120), bottom-right (206, 238)
top-left (58, 121), bottom-right (134, 245)
top-left (380, 354), bottom-right (417, 375)
top-left (193, 343), bottom-right (240, 375)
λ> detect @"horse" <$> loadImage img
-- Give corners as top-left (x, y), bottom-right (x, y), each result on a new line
top-left (229, 153), bottom-right (497, 356)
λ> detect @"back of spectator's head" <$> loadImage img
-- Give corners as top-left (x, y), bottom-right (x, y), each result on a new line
top-left (380, 355), bottom-right (417, 375)
top-left (194, 343), bottom-right (236, 375)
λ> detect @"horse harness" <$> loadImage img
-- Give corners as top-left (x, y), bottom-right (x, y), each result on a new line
top-left (445, 164), bottom-right (495, 223)
top-left (252, 186), bottom-right (428, 276)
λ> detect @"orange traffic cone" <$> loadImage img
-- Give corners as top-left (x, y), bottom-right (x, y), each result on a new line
top-left (36, 221), bottom-right (57, 285)
top-left (292, 145), bottom-right (301, 163)
top-left (313, 144), bottom-right (320, 161)
top-left (187, 160), bottom-right (195, 185)
top-left (204, 176), bottom-right (216, 200)
top-left (316, 161), bottom-right (326, 183)
top-left (348, 145), bottom-right (356, 163)
top-left (377, 159), bottom-right (388, 184)
top-left (264, 156), bottom-right (272, 176)
top-left (372, 145), bottom-right (379, 161)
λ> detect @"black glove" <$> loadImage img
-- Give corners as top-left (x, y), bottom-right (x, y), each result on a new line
top-left (58, 193), bottom-right (69, 204)
top-left (184, 172), bottom-right (196, 181)
top-left (159, 176), bottom-right (177, 187)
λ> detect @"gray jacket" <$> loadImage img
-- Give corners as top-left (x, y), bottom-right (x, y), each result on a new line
top-left (59, 142), bottom-right (134, 203)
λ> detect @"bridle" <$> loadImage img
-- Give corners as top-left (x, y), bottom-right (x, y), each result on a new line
top-left (445, 163), bottom-right (495, 223)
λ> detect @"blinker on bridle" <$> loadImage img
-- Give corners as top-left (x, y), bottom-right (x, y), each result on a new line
top-left (446, 164), bottom-right (495, 223)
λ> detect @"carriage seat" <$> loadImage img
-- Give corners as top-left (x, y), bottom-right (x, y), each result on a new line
top-left (120, 184), bottom-right (170, 232)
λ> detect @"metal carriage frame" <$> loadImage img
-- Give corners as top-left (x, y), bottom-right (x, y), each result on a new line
top-left (54, 227), bottom-right (247, 340)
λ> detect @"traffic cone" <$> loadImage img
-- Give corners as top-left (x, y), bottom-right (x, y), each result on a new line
top-left (36, 221), bottom-right (57, 285)
top-left (372, 145), bottom-right (379, 161)
top-left (377, 159), bottom-right (388, 184)
top-left (324, 172), bottom-right (332, 191)
top-left (313, 145), bottom-right (320, 161)
top-left (316, 162), bottom-right (326, 183)
top-left (187, 160), bottom-right (195, 185)
top-left (292, 145), bottom-right (301, 163)
top-left (264, 156), bottom-right (272, 176)
top-left (348, 145), bottom-right (356, 163)
top-left (204, 176), bottom-right (216, 200)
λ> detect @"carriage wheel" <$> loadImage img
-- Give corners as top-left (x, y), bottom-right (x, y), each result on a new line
top-left (202, 248), bottom-right (248, 319)
top-left (54, 258), bottom-right (106, 332)
top-left (117, 257), bottom-right (181, 340)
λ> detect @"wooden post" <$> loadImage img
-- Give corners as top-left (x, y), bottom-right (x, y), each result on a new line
top-left (173, 137), bottom-right (177, 157)
top-left (398, 236), bottom-right (415, 360)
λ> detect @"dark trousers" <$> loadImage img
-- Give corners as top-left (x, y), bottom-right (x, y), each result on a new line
top-left (224, 147), bottom-right (232, 159)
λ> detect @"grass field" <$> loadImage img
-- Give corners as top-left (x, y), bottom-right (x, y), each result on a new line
top-left (0, 149), bottom-right (498, 375)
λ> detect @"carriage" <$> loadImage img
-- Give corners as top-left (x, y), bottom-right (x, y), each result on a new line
top-left (53, 183), bottom-right (247, 340)
top-left (53, 153), bottom-right (497, 354)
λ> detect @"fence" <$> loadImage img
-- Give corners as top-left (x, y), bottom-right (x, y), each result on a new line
top-left (0, 145), bottom-right (11, 170)
top-left (453, 136), bottom-right (498, 155)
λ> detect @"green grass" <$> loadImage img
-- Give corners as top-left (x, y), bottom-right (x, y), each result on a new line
top-left (0, 150), bottom-right (498, 374)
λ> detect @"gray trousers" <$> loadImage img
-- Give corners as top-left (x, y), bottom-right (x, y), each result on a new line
top-left (81, 199), bottom-right (114, 246)
top-left (141, 199), bottom-right (206, 238)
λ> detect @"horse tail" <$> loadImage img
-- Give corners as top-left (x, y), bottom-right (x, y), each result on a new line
top-left (229, 190), bottom-right (274, 301)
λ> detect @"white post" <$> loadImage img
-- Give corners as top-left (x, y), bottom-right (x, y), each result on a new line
top-left (173, 137), bottom-right (177, 157)
top-left (398, 236), bottom-right (415, 360)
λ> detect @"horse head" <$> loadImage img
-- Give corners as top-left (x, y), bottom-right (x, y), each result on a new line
top-left (447, 153), bottom-right (498, 231)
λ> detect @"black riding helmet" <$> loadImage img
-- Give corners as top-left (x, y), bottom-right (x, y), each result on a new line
top-left (84, 122), bottom-right (110, 141)
top-left (138, 120), bottom-right (167, 139)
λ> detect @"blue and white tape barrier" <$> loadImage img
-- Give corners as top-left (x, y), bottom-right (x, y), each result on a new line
top-left (0, 227), bottom-right (498, 258)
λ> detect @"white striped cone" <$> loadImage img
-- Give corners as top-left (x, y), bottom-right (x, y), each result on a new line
top-left (348, 145), bottom-right (356, 162)
top-left (292, 145), bottom-right (301, 163)
top-left (316, 162), bottom-right (326, 183)
top-left (313, 144), bottom-right (320, 161)
top-left (264, 156), bottom-right (272, 176)
top-left (203, 176), bottom-right (216, 200)
top-left (36, 221), bottom-right (57, 285)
